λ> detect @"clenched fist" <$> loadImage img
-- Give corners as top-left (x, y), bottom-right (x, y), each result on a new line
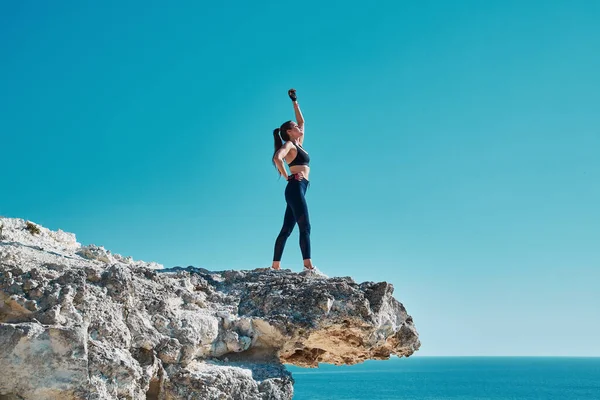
top-left (288, 88), bottom-right (297, 102)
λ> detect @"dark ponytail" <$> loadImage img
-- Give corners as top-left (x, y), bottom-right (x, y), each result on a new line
top-left (273, 128), bottom-right (283, 154)
top-left (271, 121), bottom-right (293, 166)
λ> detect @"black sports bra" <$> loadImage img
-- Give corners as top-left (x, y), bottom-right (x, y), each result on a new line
top-left (288, 143), bottom-right (310, 167)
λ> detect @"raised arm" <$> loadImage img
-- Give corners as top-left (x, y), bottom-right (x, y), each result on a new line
top-left (288, 89), bottom-right (305, 144)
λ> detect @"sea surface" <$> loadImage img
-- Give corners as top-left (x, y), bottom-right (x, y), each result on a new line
top-left (287, 357), bottom-right (600, 399)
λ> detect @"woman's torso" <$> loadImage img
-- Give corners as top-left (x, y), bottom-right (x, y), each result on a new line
top-left (285, 143), bottom-right (310, 180)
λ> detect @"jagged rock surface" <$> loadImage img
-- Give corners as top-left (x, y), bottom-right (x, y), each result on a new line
top-left (0, 218), bottom-right (420, 399)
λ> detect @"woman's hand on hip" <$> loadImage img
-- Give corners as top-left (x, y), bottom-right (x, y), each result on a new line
top-left (293, 171), bottom-right (306, 181)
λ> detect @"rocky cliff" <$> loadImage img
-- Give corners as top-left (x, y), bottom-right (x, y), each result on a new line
top-left (0, 218), bottom-right (420, 399)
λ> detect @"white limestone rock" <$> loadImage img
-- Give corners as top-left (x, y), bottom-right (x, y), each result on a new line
top-left (0, 217), bottom-right (420, 399)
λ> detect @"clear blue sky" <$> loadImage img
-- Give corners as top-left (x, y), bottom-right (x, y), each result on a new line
top-left (1, 1), bottom-right (599, 356)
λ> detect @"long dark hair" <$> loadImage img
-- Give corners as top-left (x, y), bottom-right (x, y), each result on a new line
top-left (272, 120), bottom-right (293, 165)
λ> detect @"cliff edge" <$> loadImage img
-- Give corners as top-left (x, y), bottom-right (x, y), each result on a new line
top-left (0, 218), bottom-right (420, 399)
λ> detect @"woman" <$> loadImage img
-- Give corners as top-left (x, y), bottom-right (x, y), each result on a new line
top-left (271, 89), bottom-right (316, 272)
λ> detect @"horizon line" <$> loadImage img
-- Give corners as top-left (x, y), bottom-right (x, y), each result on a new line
top-left (405, 355), bottom-right (600, 358)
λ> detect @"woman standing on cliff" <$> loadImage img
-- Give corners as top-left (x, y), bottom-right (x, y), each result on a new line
top-left (271, 89), bottom-right (318, 273)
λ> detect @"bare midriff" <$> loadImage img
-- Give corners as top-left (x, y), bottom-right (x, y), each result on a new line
top-left (288, 165), bottom-right (310, 180)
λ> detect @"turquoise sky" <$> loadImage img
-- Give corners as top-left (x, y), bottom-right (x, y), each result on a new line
top-left (1, 1), bottom-right (599, 357)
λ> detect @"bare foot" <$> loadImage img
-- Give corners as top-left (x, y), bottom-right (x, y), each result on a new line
top-left (271, 261), bottom-right (281, 270)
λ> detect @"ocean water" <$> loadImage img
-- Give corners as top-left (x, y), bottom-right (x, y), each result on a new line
top-left (287, 357), bottom-right (600, 399)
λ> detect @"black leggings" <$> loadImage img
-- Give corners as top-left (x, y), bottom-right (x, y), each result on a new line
top-left (273, 177), bottom-right (311, 261)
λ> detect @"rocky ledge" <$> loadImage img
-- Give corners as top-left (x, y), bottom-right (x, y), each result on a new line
top-left (0, 218), bottom-right (420, 399)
